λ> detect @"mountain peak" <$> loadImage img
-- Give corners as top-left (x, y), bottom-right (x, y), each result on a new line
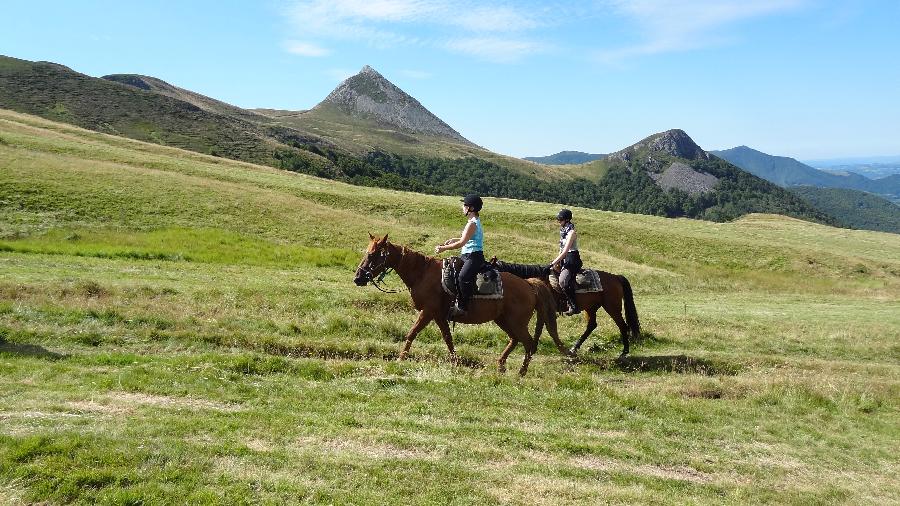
top-left (611, 129), bottom-right (709, 162)
top-left (358, 65), bottom-right (381, 76)
top-left (316, 66), bottom-right (473, 145)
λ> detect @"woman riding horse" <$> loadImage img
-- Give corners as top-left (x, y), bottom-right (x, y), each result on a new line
top-left (435, 194), bottom-right (485, 318)
top-left (354, 232), bottom-right (566, 376)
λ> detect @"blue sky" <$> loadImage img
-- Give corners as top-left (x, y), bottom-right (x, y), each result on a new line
top-left (2, 1), bottom-right (898, 159)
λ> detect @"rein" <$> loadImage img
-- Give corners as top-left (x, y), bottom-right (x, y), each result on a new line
top-left (371, 268), bottom-right (400, 293)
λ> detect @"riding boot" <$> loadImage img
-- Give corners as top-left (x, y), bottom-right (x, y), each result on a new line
top-left (449, 302), bottom-right (467, 319)
top-left (563, 291), bottom-right (580, 316)
top-left (449, 294), bottom-right (469, 319)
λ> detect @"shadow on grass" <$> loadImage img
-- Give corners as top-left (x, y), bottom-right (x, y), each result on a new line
top-left (574, 354), bottom-right (740, 376)
top-left (198, 333), bottom-right (486, 370)
top-left (0, 340), bottom-right (65, 360)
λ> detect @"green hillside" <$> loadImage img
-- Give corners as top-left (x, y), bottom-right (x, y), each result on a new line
top-left (789, 186), bottom-right (900, 234)
top-left (0, 55), bottom-right (332, 171)
top-left (0, 55), bottom-right (837, 226)
top-left (1, 109), bottom-right (899, 504)
top-left (576, 131), bottom-right (836, 224)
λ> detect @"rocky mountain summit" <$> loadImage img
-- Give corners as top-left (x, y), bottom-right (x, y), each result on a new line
top-left (610, 129), bottom-right (710, 163)
top-left (316, 66), bottom-right (473, 146)
top-left (605, 129), bottom-right (719, 195)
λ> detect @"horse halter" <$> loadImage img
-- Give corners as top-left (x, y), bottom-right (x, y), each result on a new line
top-left (357, 247), bottom-right (400, 293)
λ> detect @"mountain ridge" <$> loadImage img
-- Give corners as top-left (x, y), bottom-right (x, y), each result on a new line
top-left (315, 65), bottom-right (473, 146)
top-left (524, 151), bottom-right (606, 165)
top-left (713, 145), bottom-right (900, 201)
top-left (0, 54), bottom-right (836, 225)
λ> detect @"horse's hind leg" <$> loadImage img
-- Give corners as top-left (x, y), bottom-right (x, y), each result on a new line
top-left (570, 309), bottom-right (598, 355)
top-left (498, 338), bottom-right (518, 373)
top-left (495, 319), bottom-right (535, 376)
top-left (519, 338), bottom-right (535, 376)
top-left (604, 306), bottom-right (630, 357)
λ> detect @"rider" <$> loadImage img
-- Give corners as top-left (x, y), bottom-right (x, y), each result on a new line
top-left (551, 208), bottom-right (582, 316)
top-left (435, 194), bottom-right (484, 318)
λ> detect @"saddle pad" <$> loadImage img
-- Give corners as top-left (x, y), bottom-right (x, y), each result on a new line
top-left (441, 257), bottom-right (504, 299)
top-left (549, 270), bottom-right (603, 293)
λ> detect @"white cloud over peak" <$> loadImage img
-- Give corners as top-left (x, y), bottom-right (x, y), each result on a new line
top-left (445, 37), bottom-right (549, 63)
top-left (284, 40), bottom-right (331, 57)
top-left (282, 0), bottom-right (809, 64)
top-left (283, 0), bottom-right (548, 62)
top-left (596, 0), bottom-right (808, 62)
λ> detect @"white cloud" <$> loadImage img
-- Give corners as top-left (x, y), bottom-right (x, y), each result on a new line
top-left (282, 0), bottom-right (806, 64)
top-left (595, 0), bottom-right (808, 62)
top-left (283, 0), bottom-right (547, 61)
top-left (284, 40), bottom-right (331, 57)
top-left (445, 37), bottom-right (549, 63)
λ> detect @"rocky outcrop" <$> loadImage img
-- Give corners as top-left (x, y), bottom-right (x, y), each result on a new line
top-left (316, 65), bottom-right (473, 145)
top-left (650, 162), bottom-right (719, 194)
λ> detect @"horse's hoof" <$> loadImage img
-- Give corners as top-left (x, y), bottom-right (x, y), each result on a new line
top-left (498, 364), bottom-right (507, 374)
top-left (448, 353), bottom-right (460, 366)
top-left (566, 347), bottom-right (578, 357)
top-left (397, 352), bottom-right (407, 362)
top-left (618, 352), bottom-right (629, 359)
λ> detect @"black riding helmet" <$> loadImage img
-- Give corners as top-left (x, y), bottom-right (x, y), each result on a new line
top-left (557, 208), bottom-right (573, 221)
top-left (461, 194), bottom-right (483, 213)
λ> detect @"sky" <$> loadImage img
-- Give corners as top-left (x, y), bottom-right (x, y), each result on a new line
top-left (2, 0), bottom-right (898, 160)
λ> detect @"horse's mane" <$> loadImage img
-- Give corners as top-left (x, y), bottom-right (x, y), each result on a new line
top-left (390, 242), bottom-right (439, 273)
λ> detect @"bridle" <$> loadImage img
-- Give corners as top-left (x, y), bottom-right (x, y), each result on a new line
top-left (357, 247), bottom-right (401, 294)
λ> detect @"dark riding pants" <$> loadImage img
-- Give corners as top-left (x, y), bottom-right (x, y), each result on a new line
top-left (559, 251), bottom-right (582, 307)
top-left (458, 251), bottom-right (485, 310)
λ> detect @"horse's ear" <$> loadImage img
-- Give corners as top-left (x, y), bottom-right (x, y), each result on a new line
top-left (368, 232), bottom-right (375, 241)
top-left (380, 233), bottom-right (389, 244)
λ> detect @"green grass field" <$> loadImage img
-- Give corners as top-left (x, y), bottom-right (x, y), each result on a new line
top-left (1, 109), bottom-right (898, 504)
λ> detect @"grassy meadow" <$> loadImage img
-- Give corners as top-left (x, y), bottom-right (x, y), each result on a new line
top-left (1, 109), bottom-right (898, 504)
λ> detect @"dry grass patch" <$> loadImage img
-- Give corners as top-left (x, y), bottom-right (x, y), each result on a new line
top-left (212, 455), bottom-right (325, 489)
top-left (573, 455), bottom-right (715, 485)
top-left (107, 391), bottom-right (241, 412)
top-left (293, 435), bottom-right (439, 461)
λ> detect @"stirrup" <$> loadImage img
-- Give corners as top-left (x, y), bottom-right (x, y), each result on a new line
top-left (563, 305), bottom-right (581, 316)
top-left (449, 305), bottom-right (468, 319)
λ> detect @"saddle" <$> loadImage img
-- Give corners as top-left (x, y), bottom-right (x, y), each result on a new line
top-left (549, 269), bottom-right (603, 293)
top-left (441, 257), bottom-right (504, 299)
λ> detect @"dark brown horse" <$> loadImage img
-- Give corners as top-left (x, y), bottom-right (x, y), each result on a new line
top-left (498, 262), bottom-right (640, 357)
top-left (353, 234), bottom-right (566, 375)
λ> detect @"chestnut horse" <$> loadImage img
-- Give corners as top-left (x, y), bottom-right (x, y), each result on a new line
top-left (497, 262), bottom-right (641, 357)
top-left (353, 235), bottom-right (566, 375)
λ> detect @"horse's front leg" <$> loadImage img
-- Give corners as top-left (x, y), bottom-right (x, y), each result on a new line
top-left (570, 310), bottom-right (598, 355)
top-left (434, 318), bottom-right (459, 365)
top-left (398, 311), bottom-right (432, 361)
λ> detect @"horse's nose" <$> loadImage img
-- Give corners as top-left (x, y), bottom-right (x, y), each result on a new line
top-left (353, 275), bottom-right (367, 286)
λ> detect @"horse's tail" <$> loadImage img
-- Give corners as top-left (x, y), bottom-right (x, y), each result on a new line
top-left (528, 278), bottom-right (559, 345)
top-left (618, 275), bottom-right (641, 338)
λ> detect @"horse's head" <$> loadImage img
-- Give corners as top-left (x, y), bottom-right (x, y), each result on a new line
top-left (353, 233), bottom-right (394, 286)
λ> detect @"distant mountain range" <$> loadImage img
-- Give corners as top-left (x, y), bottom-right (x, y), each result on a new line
top-left (0, 54), bottom-right (835, 225)
top-left (524, 151), bottom-right (605, 165)
top-left (821, 163), bottom-right (900, 180)
top-left (712, 146), bottom-right (900, 201)
top-left (711, 145), bottom-right (899, 233)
